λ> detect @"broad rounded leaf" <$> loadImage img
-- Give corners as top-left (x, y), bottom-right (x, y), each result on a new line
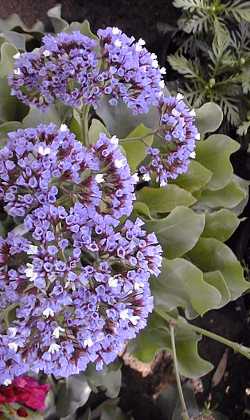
top-left (86, 364), bottom-right (121, 398)
top-left (0, 42), bottom-right (18, 78)
top-left (89, 118), bottom-right (108, 145)
top-left (0, 121), bottom-right (22, 148)
top-left (173, 160), bottom-right (212, 193)
top-left (195, 134), bottom-right (240, 190)
top-left (202, 209), bottom-right (240, 242)
top-left (47, 5), bottom-right (68, 33)
top-left (0, 77), bottom-right (28, 122)
top-left (55, 375), bottom-right (91, 417)
top-left (152, 258), bottom-right (221, 316)
top-left (122, 124), bottom-right (153, 172)
top-left (188, 238), bottom-right (249, 299)
top-left (96, 96), bottom-right (160, 138)
top-left (203, 271), bottom-right (231, 307)
top-left (196, 102), bottom-right (223, 136)
top-left (137, 186), bottom-right (196, 214)
top-left (198, 178), bottom-right (246, 209)
top-left (146, 206), bottom-right (205, 257)
top-left (133, 201), bottom-right (152, 220)
top-left (1, 31), bottom-right (27, 50)
top-left (66, 21), bottom-right (98, 40)
top-left (230, 175), bottom-right (250, 216)
top-left (130, 313), bottom-right (213, 378)
top-left (23, 105), bottom-right (61, 127)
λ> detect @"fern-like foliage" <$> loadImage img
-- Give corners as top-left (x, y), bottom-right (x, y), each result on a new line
top-left (237, 119), bottom-right (250, 135)
top-left (167, 0), bottom-right (250, 132)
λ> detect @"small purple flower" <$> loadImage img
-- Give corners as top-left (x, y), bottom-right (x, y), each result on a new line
top-left (0, 125), bottom-right (134, 222)
top-left (9, 28), bottom-right (164, 113)
top-left (140, 94), bottom-right (200, 185)
top-left (0, 203), bottom-right (162, 382)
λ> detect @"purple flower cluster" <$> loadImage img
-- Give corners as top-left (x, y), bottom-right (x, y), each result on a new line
top-left (97, 27), bottom-right (163, 113)
top-left (0, 124), bottom-right (162, 384)
top-left (140, 94), bottom-right (200, 185)
top-left (0, 124), bottom-right (134, 222)
top-left (8, 32), bottom-right (98, 110)
top-left (9, 28), bottom-right (164, 114)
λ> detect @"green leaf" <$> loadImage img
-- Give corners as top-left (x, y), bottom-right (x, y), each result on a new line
top-left (137, 186), bottom-right (196, 214)
top-left (173, 160), bottom-right (212, 193)
top-left (198, 177), bottom-right (246, 209)
top-left (188, 238), bottom-right (249, 299)
top-left (195, 134), bottom-right (240, 190)
top-left (0, 121), bottom-right (22, 148)
top-left (202, 209), bottom-right (240, 242)
top-left (168, 53), bottom-right (202, 79)
top-left (88, 118), bottom-right (108, 145)
top-left (47, 5), bottom-right (68, 32)
top-left (70, 109), bottom-right (84, 142)
top-left (195, 102), bottom-right (223, 136)
top-left (130, 312), bottom-right (213, 378)
top-left (237, 120), bottom-right (250, 136)
top-left (55, 375), bottom-right (91, 417)
top-left (122, 124), bottom-right (153, 172)
top-left (85, 364), bottom-right (121, 398)
top-left (133, 201), bottom-right (153, 220)
top-left (152, 258), bottom-right (222, 317)
top-left (203, 271), bottom-right (231, 308)
top-left (0, 77), bottom-right (28, 122)
top-left (66, 21), bottom-right (98, 40)
top-left (1, 31), bottom-right (27, 50)
top-left (22, 105), bottom-right (61, 127)
top-left (230, 175), bottom-right (250, 216)
top-left (0, 42), bottom-right (18, 77)
top-left (96, 96), bottom-right (160, 138)
top-left (146, 206), bottom-right (205, 257)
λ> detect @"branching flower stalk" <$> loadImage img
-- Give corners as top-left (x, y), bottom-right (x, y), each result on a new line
top-left (163, 312), bottom-right (250, 360)
top-left (170, 322), bottom-right (190, 420)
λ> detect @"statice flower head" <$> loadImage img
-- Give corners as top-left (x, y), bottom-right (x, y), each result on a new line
top-left (9, 28), bottom-right (164, 113)
top-left (97, 27), bottom-right (163, 113)
top-left (0, 205), bottom-right (162, 382)
top-left (140, 94), bottom-right (200, 185)
top-left (9, 31), bottom-right (99, 109)
top-left (0, 124), bottom-right (134, 222)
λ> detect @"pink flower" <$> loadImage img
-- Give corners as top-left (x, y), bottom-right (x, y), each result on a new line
top-left (0, 375), bottom-right (50, 411)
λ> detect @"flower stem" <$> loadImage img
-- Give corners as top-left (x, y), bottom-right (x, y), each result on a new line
top-left (170, 322), bottom-right (190, 420)
top-left (160, 311), bottom-right (250, 360)
top-left (82, 105), bottom-right (90, 147)
top-left (120, 131), bottom-right (156, 144)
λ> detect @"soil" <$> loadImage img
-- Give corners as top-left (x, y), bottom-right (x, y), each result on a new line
top-left (1, 1), bottom-right (250, 419)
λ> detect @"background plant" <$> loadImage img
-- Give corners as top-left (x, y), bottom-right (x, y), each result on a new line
top-left (165, 0), bottom-right (250, 137)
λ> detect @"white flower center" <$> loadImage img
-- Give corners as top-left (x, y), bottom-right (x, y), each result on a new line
top-left (48, 343), bottom-right (61, 354)
top-left (43, 307), bottom-right (55, 318)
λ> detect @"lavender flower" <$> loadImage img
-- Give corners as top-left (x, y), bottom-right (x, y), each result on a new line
top-left (97, 27), bottom-right (164, 113)
top-left (9, 29), bottom-right (164, 113)
top-left (0, 124), bottom-right (134, 222)
top-left (140, 94), bottom-right (200, 185)
top-left (9, 32), bottom-right (99, 109)
top-left (0, 206), bottom-right (162, 382)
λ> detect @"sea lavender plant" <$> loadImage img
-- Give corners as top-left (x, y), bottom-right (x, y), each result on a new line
top-left (0, 25), bottom-right (200, 388)
top-left (0, 124), bottom-right (162, 384)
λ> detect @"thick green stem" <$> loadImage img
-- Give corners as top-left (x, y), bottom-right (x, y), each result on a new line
top-left (170, 323), bottom-right (190, 420)
top-left (82, 105), bottom-right (90, 146)
top-left (162, 312), bottom-right (250, 360)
